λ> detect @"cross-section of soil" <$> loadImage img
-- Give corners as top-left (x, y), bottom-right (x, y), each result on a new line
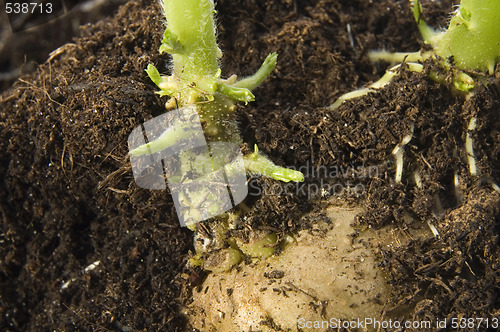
top-left (1, 0), bottom-right (498, 331)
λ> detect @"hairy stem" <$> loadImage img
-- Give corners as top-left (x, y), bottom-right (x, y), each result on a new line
top-left (161, 0), bottom-right (219, 79)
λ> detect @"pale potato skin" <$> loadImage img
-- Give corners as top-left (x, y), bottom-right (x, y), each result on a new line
top-left (184, 205), bottom-right (433, 331)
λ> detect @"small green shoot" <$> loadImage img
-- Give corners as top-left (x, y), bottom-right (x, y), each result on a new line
top-left (131, 0), bottom-right (303, 184)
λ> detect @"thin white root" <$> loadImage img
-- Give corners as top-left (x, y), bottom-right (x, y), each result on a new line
top-left (392, 123), bottom-right (415, 184)
top-left (465, 117), bottom-right (478, 176)
top-left (330, 65), bottom-right (399, 110)
top-left (329, 62), bottom-right (423, 110)
top-left (393, 149), bottom-right (404, 184)
top-left (491, 182), bottom-right (500, 194)
top-left (368, 50), bottom-right (423, 64)
top-left (427, 194), bottom-right (443, 238)
top-left (346, 24), bottom-right (354, 48)
top-left (427, 220), bottom-right (440, 238)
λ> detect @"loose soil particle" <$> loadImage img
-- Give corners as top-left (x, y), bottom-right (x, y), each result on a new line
top-left (1, 0), bottom-right (499, 331)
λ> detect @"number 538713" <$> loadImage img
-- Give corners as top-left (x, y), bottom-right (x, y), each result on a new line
top-left (5, 2), bottom-right (53, 14)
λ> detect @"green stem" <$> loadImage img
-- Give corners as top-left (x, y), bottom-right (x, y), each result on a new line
top-left (161, 0), bottom-right (219, 79)
top-left (234, 53), bottom-right (278, 90)
top-left (137, 0), bottom-right (304, 185)
top-left (410, 0), bottom-right (437, 45)
top-left (244, 145), bottom-right (304, 183)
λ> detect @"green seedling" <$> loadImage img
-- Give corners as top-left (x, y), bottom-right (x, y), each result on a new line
top-left (330, 0), bottom-right (500, 197)
top-left (129, 0), bottom-right (304, 270)
top-left (130, 0), bottom-right (303, 185)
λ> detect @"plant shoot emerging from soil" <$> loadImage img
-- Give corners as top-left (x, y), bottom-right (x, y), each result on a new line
top-left (130, 0), bottom-right (303, 184)
top-left (330, 0), bottom-right (500, 194)
top-left (128, 0), bottom-right (303, 227)
top-left (332, 0), bottom-right (500, 110)
top-left (127, 0), bottom-right (305, 271)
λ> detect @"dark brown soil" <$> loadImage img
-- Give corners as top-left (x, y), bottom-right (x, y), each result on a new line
top-left (1, 0), bottom-right (499, 331)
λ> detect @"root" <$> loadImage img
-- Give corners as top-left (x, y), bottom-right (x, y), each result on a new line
top-left (414, 168), bottom-right (440, 237)
top-left (329, 63), bottom-right (423, 110)
top-left (393, 149), bottom-right (404, 184)
top-left (392, 123), bottom-right (415, 184)
top-left (465, 116), bottom-right (478, 176)
top-left (427, 220), bottom-right (440, 238)
top-left (368, 50), bottom-right (423, 63)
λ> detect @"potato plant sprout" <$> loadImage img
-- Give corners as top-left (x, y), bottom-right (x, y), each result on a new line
top-left (132, 0), bottom-right (305, 178)
top-left (129, 1), bottom-right (303, 214)
top-left (330, 0), bottom-right (500, 192)
top-left (128, 0), bottom-right (304, 270)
